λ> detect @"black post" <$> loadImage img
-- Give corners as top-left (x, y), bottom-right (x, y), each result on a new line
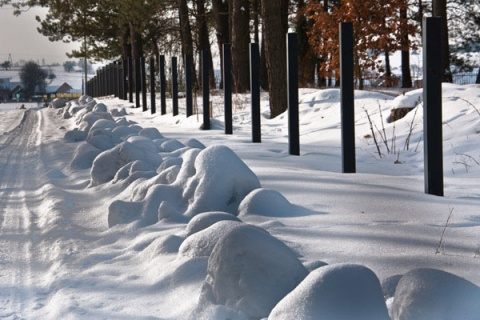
top-left (113, 61), bottom-right (119, 98)
top-left (135, 58), bottom-right (141, 108)
top-left (101, 67), bottom-right (105, 96)
top-left (340, 22), bottom-right (356, 173)
top-left (95, 69), bottom-right (100, 97)
top-left (423, 17), bottom-right (444, 196)
top-left (141, 56), bottom-right (148, 111)
top-left (287, 33), bottom-right (300, 156)
top-left (105, 64), bottom-right (109, 96)
top-left (120, 59), bottom-right (126, 100)
top-left (223, 43), bottom-right (233, 134)
top-left (109, 63), bottom-right (114, 96)
top-left (202, 50), bottom-right (210, 130)
top-left (185, 54), bottom-right (193, 117)
top-left (159, 55), bottom-right (167, 115)
top-left (128, 57), bottom-right (133, 103)
top-left (105, 63), bottom-right (112, 96)
top-left (150, 56), bottom-right (156, 114)
top-left (250, 43), bottom-right (261, 143)
top-left (116, 60), bottom-right (122, 98)
top-left (172, 56), bottom-right (179, 116)
top-left (102, 67), bottom-right (107, 97)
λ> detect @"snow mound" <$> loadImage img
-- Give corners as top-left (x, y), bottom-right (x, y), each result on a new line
top-left (381, 274), bottom-right (403, 300)
top-left (108, 145), bottom-right (261, 226)
top-left (63, 128), bottom-right (87, 142)
top-left (92, 102), bottom-right (107, 112)
top-left (238, 188), bottom-right (308, 217)
top-left (126, 135), bottom-right (159, 153)
top-left (389, 89), bottom-right (422, 110)
top-left (161, 139), bottom-right (185, 152)
top-left (391, 268), bottom-right (480, 320)
top-left (139, 127), bottom-right (164, 140)
top-left (185, 211), bottom-right (241, 236)
top-left (49, 97), bottom-right (66, 109)
top-left (183, 145), bottom-right (261, 216)
top-left (142, 235), bottom-right (184, 257)
top-left (179, 220), bottom-right (244, 258)
top-left (184, 138), bottom-right (206, 149)
top-left (78, 112), bottom-right (114, 132)
top-left (89, 141), bottom-right (163, 187)
top-left (69, 142), bottom-right (102, 170)
top-left (269, 264), bottom-right (390, 320)
top-left (197, 224), bottom-right (308, 319)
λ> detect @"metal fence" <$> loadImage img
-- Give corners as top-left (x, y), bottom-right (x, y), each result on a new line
top-left (452, 71), bottom-right (478, 85)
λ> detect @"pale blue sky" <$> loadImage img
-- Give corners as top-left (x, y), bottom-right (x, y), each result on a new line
top-left (0, 6), bottom-right (81, 64)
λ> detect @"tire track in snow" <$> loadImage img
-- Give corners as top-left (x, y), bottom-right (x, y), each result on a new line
top-left (0, 110), bottom-right (49, 318)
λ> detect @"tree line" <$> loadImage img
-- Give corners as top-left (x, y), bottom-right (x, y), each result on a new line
top-left (2, 0), bottom-right (479, 117)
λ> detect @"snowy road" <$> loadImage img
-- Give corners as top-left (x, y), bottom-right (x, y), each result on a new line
top-left (0, 110), bottom-right (48, 317)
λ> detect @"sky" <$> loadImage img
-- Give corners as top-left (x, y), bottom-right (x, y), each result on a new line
top-left (0, 5), bottom-right (81, 65)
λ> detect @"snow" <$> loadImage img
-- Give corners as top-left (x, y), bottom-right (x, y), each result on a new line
top-left (391, 268), bottom-right (480, 320)
top-left (0, 83), bottom-right (479, 319)
top-left (269, 263), bottom-right (390, 320)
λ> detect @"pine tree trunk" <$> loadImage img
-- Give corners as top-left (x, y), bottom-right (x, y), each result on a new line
top-left (120, 25), bottom-right (131, 61)
top-left (195, 0), bottom-right (216, 89)
top-left (432, 0), bottom-right (452, 82)
top-left (385, 51), bottom-right (392, 87)
top-left (177, 0), bottom-right (197, 88)
top-left (400, 6), bottom-right (412, 88)
top-left (212, 0), bottom-right (229, 89)
top-left (178, 0), bottom-right (193, 57)
top-left (230, 0), bottom-right (250, 93)
top-left (129, 21), bottom-right (143, 93)
top-left (260, 23), bottom-right (269, 90)
top-left (297, 0), bottom-right (316, 87)
top-left (261, 0), bottom-right (288, 118)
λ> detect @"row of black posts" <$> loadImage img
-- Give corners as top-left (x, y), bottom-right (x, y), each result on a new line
top-left (86, 37), bottom-right (298, 147)
top-left (86, 18), bottom-right (443, 197)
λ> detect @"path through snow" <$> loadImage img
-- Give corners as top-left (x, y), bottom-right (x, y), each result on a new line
top-left (0, 110), bottom-right (48, 317)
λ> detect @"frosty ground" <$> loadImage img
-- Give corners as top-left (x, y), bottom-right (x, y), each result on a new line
top-left (0, 84), bottom-right (479, 319)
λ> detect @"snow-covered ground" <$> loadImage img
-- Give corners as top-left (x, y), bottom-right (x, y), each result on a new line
top-left (0, 84), bottom-right (479, 319)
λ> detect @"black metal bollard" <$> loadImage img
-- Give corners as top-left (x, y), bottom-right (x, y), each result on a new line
top-left (250, 43), bottom-right (261, 143)
top-left (423, 17), bottom-right (444, 196)
top-left (223, 43), bottom-right (233, 135)
top-left (95, 69), bottom-right (99, 97)
top-left (135, 58), bottom-right (141, 108)
top-left (150, 56), bottom-right (156, 114)
top-left (141, 56), bottom-right (148, 111)
top-left (185, 54), bottom-right (193, 117)
top-left (120, 59), bottom-right (126, 100)
top-left (103, 66), bottom-right (107, 96)
top-left (340, 22), bottom-right (356, 173)
top-left (128, 57), bottom-right (133, 103)
top-left (159, 55), bottom-right (167, 115)
top-left (287, 33), bottom-right (300, 156)
top-left (109, 63), bottom-right (114, 96)
top-left (172, 57), bottom-right (179, 116)
top-left (113, 61), bottom-right (119, 98)
top-left (202, 50), bottom-right (210, 130)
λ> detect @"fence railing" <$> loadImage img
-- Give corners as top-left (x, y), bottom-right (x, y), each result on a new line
top-left (452, 72), bottom-right (478, 85)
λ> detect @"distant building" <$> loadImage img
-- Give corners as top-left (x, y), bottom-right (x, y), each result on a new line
top-left (0, 79), bottom-right (81, 102)
top-left (44, 82), bottom-right (73, 100)
top-left (0, 78), bottom-right (26, 101)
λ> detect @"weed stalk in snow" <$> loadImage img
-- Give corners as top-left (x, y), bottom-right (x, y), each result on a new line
top-left (364, 107), bottom-right (383, 158)
top-left (436, 207), bottom-right (454, 254)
